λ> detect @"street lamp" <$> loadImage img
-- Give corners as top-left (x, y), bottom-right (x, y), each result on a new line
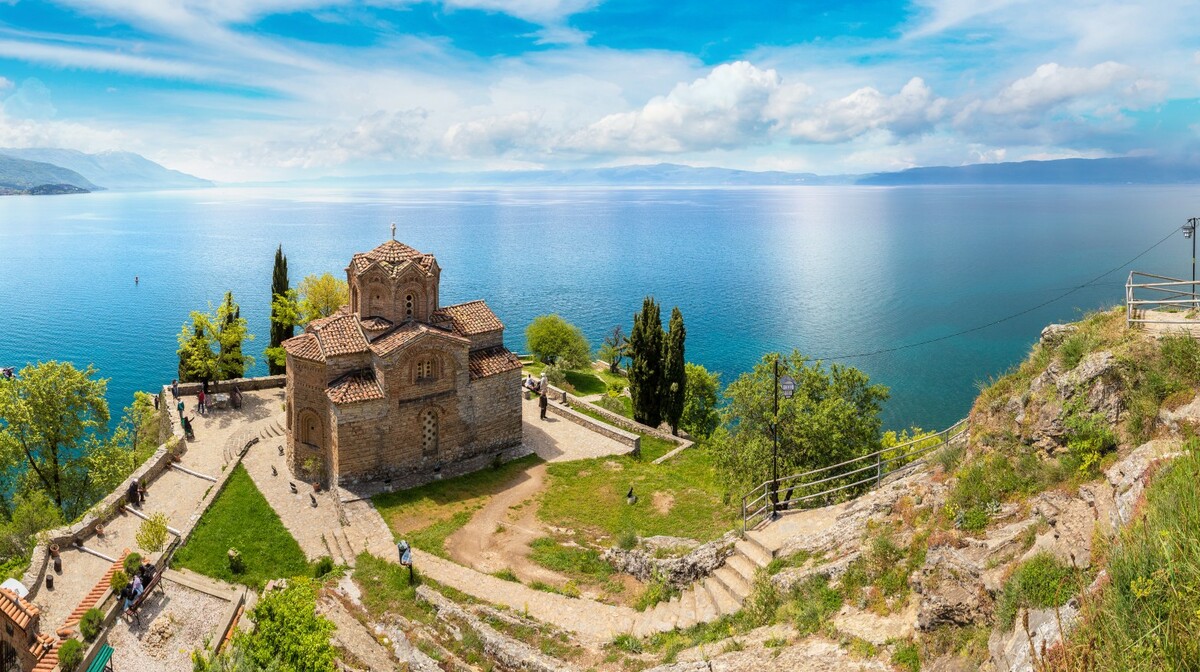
top-left (1185, 218), bottom-right (1198, 308)
top-left (772, 354), bottom-right (796, 518)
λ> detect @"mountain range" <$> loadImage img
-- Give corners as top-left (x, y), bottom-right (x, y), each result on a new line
top-left (0, 148), bottom-right (212, 192)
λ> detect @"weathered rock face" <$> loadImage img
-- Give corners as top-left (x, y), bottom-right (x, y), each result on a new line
top-left (1039, 324), bottom-right (1077, 347)
top-left (603, 533), bottom-right (736, 589)
top-left (988, 601), bottom-right (1081, 672)
top-left (911, 548), bottom-right (991, 630)
top-left (1018, 490), bottom-right (1099, 570)
top-left (1020, 351), bottom-right (1122, 451)
top-left (1105, 439), bottom-right (1184, 529)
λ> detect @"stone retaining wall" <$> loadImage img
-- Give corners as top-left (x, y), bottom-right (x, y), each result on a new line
top-left (546, 401), bottom-right (641, 453)
top-left (545, 385), bottom-right (695, 461)
top-left (171, 375), bottom-right (286, 396)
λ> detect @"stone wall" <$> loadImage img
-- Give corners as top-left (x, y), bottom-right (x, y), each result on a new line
top-left (173, 375), bottom-right (285, 396)
top-left (546, 402), bottom-right (641, 452)
top-left (545, 385), bottom-right (694, 461)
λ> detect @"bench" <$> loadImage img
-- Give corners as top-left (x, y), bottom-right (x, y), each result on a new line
top-left (123, 570), bottom-right (166, 625)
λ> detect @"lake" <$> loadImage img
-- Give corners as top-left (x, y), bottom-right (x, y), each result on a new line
top-left (1, 185), bottom-right (1196, 430)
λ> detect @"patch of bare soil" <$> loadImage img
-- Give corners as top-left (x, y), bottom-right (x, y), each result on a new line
top-left (651, 491), bottom-right (675, 515)
top-left (444, 463), bottom-right (571, 586)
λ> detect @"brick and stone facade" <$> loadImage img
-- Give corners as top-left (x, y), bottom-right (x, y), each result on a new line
top-left (282, 239), bottom-right (522, 486)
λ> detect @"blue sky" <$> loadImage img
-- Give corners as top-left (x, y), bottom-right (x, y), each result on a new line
top-left (0, 0), bottom-right (1197, 181)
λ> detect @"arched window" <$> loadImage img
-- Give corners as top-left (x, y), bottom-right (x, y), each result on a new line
top-left (299, 410), bottom-right (322, 448)
top-left (405, 293), bottom-right (415, 318)
top-left (415, 357), bottom-right (435, 382)
top-left (421, 409), bottom-right (438, 457)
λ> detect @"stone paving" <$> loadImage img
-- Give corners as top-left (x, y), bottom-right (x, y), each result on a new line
top-left (31, 390), bottom-right (283, 635)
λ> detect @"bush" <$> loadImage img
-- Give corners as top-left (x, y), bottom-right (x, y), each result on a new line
top-left (616, 529), bottom-right (637, 550)
top-left (136, 512), bottom-right (171, 553)
top-left (543, 364), bottom-right (567, 389)
top-left (57, 638), bottom-right (84, 671)
top-left (892, 640), bottom-right (921, 672)
top-left (110, 569), bottom-right (129, 594)
top-left (1057, 332), bottom-right (1098, 369)
top-left (593, 394), bottom-right (627, 416)
top-left (227, 547), bottom-right (245, 575)
top-left (525, 314), bottom-right (591, 369)
top-left (313, 556), bottom-right (335, 578)
top-left (782, 574), bottom-right (842, 635)
top-left (79, 608), bottom-right (104, 642)
top-left (123, 552), bottom-right (143, 577)
top-left (996, 552), bottom-right (1079, 629)
top-left (634, 579), bottom-right (678, 611)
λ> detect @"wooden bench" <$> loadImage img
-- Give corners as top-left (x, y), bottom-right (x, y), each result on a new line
top-left (123, 570), bottom-right (166, 625)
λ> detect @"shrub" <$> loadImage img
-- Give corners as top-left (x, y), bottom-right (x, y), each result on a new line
top-left (525, 314), bottom-right (591, 368)
top-left (313, 556), bottom-right (335, 578)
top-left (996, 552), bottom-right (1079, 629)
top-left (227, 547), bottom-right (245, 575)
top-left (1057, 332), bottom-right (1098, 369)
top-left (634, 579), bottom-right (678, 611)
top-left (610, 633), bottom-right (642, 654)
top-left (616, 529), bottom-right (637, 550)
top-left (57, 638), bottom-right (84, 671)
top-left (543, 364), bottom-right (567, 389)
top-left (781, 574), bottom-right (841, 635)
top-left (79, 608), bottom-right (104, 642)
top-left (136, 512), bottom-right (171, 553)
top-left (123, 552), bottom-right (143, 577)
top-left (110, 569), bottom-right (129, 594)
top-left (593, 394), bottom-right (627, 416)
top-left (892, 640), bottom-right (921, 672)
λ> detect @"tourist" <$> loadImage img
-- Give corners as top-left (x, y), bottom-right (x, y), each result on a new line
top-left (539, 372), bottom-right (547, 394)
top-left (524, 373), bottom-right (536, 391)
top-left (139, 560), bottom-right (155, 583)
top-left (197, 389), bottom-right (206, 416)
top-left (120, 583), bottom-right (135, 611)
top-left (126, 480), bottom-right (142, 507)
top-left (538, 390), bottom-right (548, 420)
top-left (131, 573), bottom-right (144, 598)
top-left (181, 415), bottom-right (195, 441)
top-left (397, 540), bottom-right (413, 584)
top-left (176, 398), bottom-right (185, 419)
top-left (171, 379), bottom-right (179, 400)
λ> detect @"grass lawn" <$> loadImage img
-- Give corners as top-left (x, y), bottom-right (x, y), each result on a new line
top-left (372, 454), bottom-right (543, 558)
top-left (539, 444), bottom-right (734, 545)
top-left (520, 358), bottom-right (629, 398)
top-left (173, 465), bottom-right (310, 589)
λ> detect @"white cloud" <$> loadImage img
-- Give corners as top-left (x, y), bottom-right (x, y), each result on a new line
top-left (0, 76), bottom-right (11, 92)
top-left (982, 62), bottom-right (1137, 115)
top-left (442, 111), bottom-right (546, 158)
top-left (784, 77), bottom-right (947, 143)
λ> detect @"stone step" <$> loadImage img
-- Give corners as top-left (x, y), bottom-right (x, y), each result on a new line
top-left (703, 577), bottom-right (741, 616)
top-left (726, 553), bottom-right (760, 585)
top-left (693, 582), bottom-right (720, 623)
top-left (674, 589), bottom-right (698, 630)
top-left (735, 536), bottom-right (774, 569)
top-left (713, 566), bottom-right (751, 603)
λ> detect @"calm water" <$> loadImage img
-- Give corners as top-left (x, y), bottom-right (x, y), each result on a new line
top-left (1, 185), bottom-right (1196, 430)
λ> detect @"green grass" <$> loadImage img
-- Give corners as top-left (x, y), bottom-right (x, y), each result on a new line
top-left (540, 443), bottom-right (734, 545)
top-left (995, 552), bottom-right (1081, 629)
top-left (528, 537), bottom-right (613, 582)
top-left (174, 465), bottom-right (310, 589)
top-left (373, 454), bottom-right (543, 557)
top-left (1056, 444), bottom-right (1200, 670)
top-left (563, 370), bottom-right (607, 396)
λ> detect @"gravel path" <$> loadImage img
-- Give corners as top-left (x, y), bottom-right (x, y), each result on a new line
top-left (107, 582), bottom-right (229, 672)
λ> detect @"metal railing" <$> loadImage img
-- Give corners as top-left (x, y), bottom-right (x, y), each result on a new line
top-left (740, 419), bottom-right (969, 533)
top-left (1126, 271), bottom-right (1200, 327)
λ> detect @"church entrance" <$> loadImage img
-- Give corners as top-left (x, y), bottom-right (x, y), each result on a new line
top-left (1, 640), bottom-right (19, 672)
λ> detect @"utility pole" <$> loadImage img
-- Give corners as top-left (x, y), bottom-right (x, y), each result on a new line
top-left (1187, 218), bottom-right (1199, 308)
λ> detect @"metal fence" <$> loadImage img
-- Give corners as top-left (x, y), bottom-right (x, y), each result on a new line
top-left (1126, 271), bottom-right (1200, 327)
top-left (740, 419), bottom-right (969, 533)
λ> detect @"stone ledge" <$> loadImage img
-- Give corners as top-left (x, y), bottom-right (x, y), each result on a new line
top-left (546, 401), bottom-right (641, 453)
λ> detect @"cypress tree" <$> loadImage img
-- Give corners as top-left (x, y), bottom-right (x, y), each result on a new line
top-left (269, 245), bottom-right (292, 375)
top-left (218, 292), bottom-right (247, 380)
top-left (629, 296), bottom-right (665, 428)
top-left (663, 306), bottom-right (686, 435)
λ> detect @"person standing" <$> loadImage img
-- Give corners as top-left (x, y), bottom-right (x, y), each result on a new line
top-left (538, 390), bottom-right (548, 421)
top-left (171, 379), bottom-right (179, 400)
top-left (176, 398), bottom-right (185, 419)
top-left (197, 389), bottom-right (206, 416)
top-left (397, 540), bottom-right (414, 585)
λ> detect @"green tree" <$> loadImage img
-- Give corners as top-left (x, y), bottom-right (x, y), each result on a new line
top-left (217, 292), bottom-right (252, 379)
top-left (268, 246), bottom-right (292, 376)
top-left (265, 289), bottom-right (302, 371)
top-left (525, 314), bottom-right (591, 368)
top-left (136, 511), bottom-right (171, 553)
top-left (0, 362), bottom-right (109, 513)
top-left (178, 319), bottom-right (217, 384)
top-left (297, 273), bottom-right (348, 323)
top-left (177, 295), bottom-right (255, 384)
top-left (711, 351), bottom-right (890, 494)
top-left (0, 490), bottom-right (62, 564)
top-left (628, 297), bottom-right (665, 427)
top-left (680, 363), bottom-right (721, 439)
top-left (241, 578), bottom-right (336, 672)
top-left (598, 325), bottom-right (628, 373)
top-left (663, 307), bottom-right (687, 435)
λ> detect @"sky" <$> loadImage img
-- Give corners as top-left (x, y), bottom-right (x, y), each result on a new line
top-left (0, 0), bottom-right (1198, 181)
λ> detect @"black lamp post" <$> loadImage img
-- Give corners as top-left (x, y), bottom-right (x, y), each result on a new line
top-left (1185, 218), bottom-right (1198, 307)
top-left (772, 354), bottom-right (796, 517)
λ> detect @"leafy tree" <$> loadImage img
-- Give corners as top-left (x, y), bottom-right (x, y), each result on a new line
top-left (265, 289), bottom-right (302, 371)
top-left (177, 295), bottom-right (255, 384)
top-left (663, 307), bottom-right (687, 435)
top-left (136, 512), bottom-right (171, 553)
top-left (297, 273), bottom-right (348, 323)
top-left (268, 246), bottom-right (292, 376)
top-left (681, 363), bottom-right (721, 439)
top-left (241, 578), bottom-right (336, 672)
top-left (0, 362), bottom-right (109, 513)
top-left (0, 490), bottom-right (62, 563)
top-left (711, 351), bottom-right (889, 495)
top-left (598, 325), bottom-right (628, 373)
top-left (525, 314), bottom-right (591, 368)
top-left (629, 297), bottom-right (665, 427)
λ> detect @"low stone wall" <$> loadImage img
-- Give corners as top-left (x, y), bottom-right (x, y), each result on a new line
top-left (22, 433), bottom-right (183, 600)
top-left (546, 401), bottom-right (641, 453)
top-left (171, 375), bottom-right (286, 396)
top-left (545, 385), bottom-right (695, 461)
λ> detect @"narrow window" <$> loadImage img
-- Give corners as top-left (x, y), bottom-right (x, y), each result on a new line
top-left (421, 409), bottom-right (438, 457)
top-left (416, 358), bottom-right (435, 381)
top-left (405, 293), bottom-right (415, 318)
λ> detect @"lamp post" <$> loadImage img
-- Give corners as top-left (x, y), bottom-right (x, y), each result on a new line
top-left (771, 354), bottom-right (796, 518)
top-left (1185, 218), bottom-right (1198, 308)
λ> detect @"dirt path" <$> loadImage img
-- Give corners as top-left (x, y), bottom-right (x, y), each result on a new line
top-left (444, 463), bottom-right (569, 586)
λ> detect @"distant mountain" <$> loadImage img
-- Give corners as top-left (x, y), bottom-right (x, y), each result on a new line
top-left (0, 154), bottom-right (97, 191)
top-left (0, 148), bottom-right (212, 190)
top-left (857, 157), bottom-right (1200, 185)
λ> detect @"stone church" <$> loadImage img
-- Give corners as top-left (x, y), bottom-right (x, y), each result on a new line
top-left (282, 237), bottom-right (523, 486)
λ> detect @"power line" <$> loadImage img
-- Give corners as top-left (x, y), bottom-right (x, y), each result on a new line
top-left (810, 225), bottom-right (1181, 361)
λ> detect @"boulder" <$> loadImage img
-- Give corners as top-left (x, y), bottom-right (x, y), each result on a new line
top-left (988, 601), bottom-right (1081, 672)
top-left (1157, 391), bottom-right (1200, 434)
top-left (911, 548), bottom-right (991, 630)
top-left (1039, 324), bottom-right (1077, 347)
top-left (1019, 491), bottom-right (1097, 569)
top-left (1056, 351), bottom-right (1116, 397)
top-left (603, 533), bottom-right (735, 589)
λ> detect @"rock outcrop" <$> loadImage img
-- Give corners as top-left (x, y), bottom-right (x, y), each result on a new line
top-left (911, 547), bottom-right (991, 630)
top-left (603, 533), bottom-right (736, 589)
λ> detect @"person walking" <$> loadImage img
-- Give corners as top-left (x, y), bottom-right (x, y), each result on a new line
top-left (397, 540), bottom-right (414, 585)
top-left (538, 390), bottom-right (548, 421)
top-left (176, 398), bottom-right (185, 419)
top-left (171, 379), bottom-right (179, 400)
top-left (197, 389), bottom-right (206, 416)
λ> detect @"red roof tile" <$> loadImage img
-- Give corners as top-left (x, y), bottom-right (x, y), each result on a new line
top-left (469, 346), bottom-right (522, 379)
top-left (326, 370), bottom-right (385, 405)
top-left (349, 240), bottom-right (436, 276)
top-left (370, 321), bottom-right (469, 357)
top-left (282, 333), bottom-right (325, 362)
top-left (313, 314), bottom-right (370, 357)
top-left (0, 587), bottom-right (38, 631)
top-left (433, 300), bottom-right (504, 336)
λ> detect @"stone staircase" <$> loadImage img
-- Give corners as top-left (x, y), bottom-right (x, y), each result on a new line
top-left (629, 533), bottom-right (776, 637)
top-left (258, 417), bottom-right (286, 441)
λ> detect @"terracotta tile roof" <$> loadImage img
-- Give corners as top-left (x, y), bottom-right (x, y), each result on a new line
top-left (349, 240), bottom-right (436, 276)
top-left (313, 314), bottom-right (370, 357)
top-left (360, 316), bottom-right (394, 332)
top-left (60, 551), bottom-right (127, 636)
top-left (370, 321), bottom-right (469, 357)
top-left (30, 636), bottom-right (58, 672)
top-left (469, 346), bottom-right (522, 379)
top-left (433, 300), bottom-right (504, 336)
top-left (326, 370), bottom-right (385, 405)
top-left (282, 333), bottom-right (325, 363)
top-left (306, 306), bottom-right (351, 332)
top-left (0, 587), bottom-right (38, 630)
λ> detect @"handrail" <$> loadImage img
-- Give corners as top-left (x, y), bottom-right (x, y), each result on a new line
top-left (1126, 271), bottom-right (1200, 327)
top-left (740, 418), bottom-right (968, 532)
